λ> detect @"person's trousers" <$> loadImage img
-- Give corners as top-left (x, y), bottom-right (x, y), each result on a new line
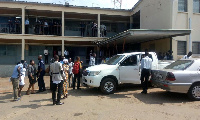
top-left (45, 55), bottom-right (48, 64)
top-left (68, 73), bottom-right (73, 87)
top-left (52, 80), bottom-right (63, 103)
top-left (73, 74), bottom-right (80, 89)
top-left (11, 77), bottom-right (19, 100)
top-left (50, 76), bottom-right (53, 91)
top-left (38, 75), bottom-right (46, 91)
top-left (140, 68), bottom-right (150, 92)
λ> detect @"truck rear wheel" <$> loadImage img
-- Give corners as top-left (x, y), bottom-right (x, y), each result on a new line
top-left (100, 78), bottom-right (116, 94)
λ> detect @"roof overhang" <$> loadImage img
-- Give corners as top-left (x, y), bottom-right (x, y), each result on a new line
top-left (94, 29), bottom-right (191, 45)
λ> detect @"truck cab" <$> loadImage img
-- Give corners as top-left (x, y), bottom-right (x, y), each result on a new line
top-left (82, 52), bottom-right (158, 94)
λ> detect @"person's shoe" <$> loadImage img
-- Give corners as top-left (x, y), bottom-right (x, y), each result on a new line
top-left (31, 91), bottom-right (36, 94)
top-left (141, 91), bottom-right (147, 94)
top-left (53, 101), bottom-right (57, 105)
top-left (26, 90), bottom-right (30, 95)
top-left (56, 102), bottom-right (64, 105)
top-left (36, 90), bottom-right (43, 93)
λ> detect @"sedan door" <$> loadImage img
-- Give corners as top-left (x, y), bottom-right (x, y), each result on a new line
top-left (119, 55), bottom-right (141, 84)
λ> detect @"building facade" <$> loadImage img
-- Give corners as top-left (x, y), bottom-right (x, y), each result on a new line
top-left (130, 0), bottom-right (200, 59)
top-left (0, 0), bottom-right (200, 76)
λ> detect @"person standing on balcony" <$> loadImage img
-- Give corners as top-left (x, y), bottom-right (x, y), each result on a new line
top-left (25, 18), bottom-right (29, 34)
top-left (44, 20), bottom-right (48, 35)
top-left (15, 18), bottom-right (20, 34)
top-left (44, 48), bottom-right (49, 64)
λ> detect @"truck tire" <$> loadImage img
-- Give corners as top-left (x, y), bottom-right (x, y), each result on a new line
top-left (188, 83), bottom-right (200, 101)
top-left (100, 78), bottom-right (116, 94)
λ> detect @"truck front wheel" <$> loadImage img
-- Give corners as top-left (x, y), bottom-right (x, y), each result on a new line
top-left (100, 78), bottom-right (116, 94)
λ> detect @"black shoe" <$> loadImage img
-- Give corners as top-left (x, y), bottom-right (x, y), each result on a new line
top-left (56, 102), bottom-right (64, 105)
top-left (141, 91), bottom-right (147, 94)
top-left (36, 90), bottom-right (43, 93)
top-left (53, 101), bottom-right (57, 105)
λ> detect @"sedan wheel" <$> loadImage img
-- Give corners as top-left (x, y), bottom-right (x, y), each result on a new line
top-left (188, 83), bottom-right (200, 101)
top-left (191, 86), bottom-right (200, 99)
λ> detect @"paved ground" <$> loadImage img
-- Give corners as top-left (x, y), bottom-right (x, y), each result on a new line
top-left (0, 76), bottom-right (200, 120)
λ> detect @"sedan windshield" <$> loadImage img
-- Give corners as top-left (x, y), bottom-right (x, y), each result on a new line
top-left (165, 60), bottom-right (193, 70)
top-left (105, 55), bottom-right (124, 65)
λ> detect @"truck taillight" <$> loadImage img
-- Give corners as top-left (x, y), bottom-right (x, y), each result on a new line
top-left (166, 72), bottom-right (176, 81)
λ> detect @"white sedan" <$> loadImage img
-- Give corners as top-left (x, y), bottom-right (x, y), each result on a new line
top-left (151, 59), bottom-right (200, 101)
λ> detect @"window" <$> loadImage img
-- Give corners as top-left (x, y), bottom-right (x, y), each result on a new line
top-left (193, 0), bottom-right (200, 13)
top-left (165, 60), bottom-right (193, 70)
top-left (192, 42), bottom-right (200, 54)
top-left (177, 41), bottom-right (186, 55)
top-left (178, 0), bottom-right (188, 12)
top-left (0, 45), bottom-right (17, 56)
top-left (105, 55), bottom-right (124, 65)
top-left (120, 55), bottom-right (137, 66)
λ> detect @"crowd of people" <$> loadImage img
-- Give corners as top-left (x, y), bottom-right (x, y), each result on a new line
top-left (10, 50), bottom-right (97, 105)
top-left (79, 22), bottom-right (107, 37)
top-left (157, 50), bottom-right (174, 60)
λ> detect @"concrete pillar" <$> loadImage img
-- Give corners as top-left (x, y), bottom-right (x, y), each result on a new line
top-left (22, 7), bottom-right (25, 34)
top-left (21, 39), bottom-right (25, 60)
top-left (187, 0), bottom-right (193, 52)
top-left (62, 11), bottom-right (65, 37)
top-left (62, 39), bottom-right (64, 56)
top-left (98, 14), bottom-right (100, 37)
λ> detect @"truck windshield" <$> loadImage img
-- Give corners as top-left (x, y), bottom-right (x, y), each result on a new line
top-left (165, 60), bottom-right (193, 70)
top-left (105, 55), bottom-right (124, 65)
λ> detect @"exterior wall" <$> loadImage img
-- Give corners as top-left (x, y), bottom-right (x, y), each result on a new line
top-left (172, 0), bottom-right (200, 59)
top-left (141, 38), bottom-right (170, 54)
top-left (131, 0), bottom-right (173, 29)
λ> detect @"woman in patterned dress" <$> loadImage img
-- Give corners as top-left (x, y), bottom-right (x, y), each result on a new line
top-left (63, 59), bottom-right (69, 98)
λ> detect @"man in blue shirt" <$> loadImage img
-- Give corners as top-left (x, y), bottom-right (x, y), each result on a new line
top-left (37, 55), bottom-right (46, 92)
top-left (11, 62), bottom-right (23, 101)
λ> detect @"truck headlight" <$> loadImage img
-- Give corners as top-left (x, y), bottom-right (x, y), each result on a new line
top-left (89, 71), bottom-right (101, 76)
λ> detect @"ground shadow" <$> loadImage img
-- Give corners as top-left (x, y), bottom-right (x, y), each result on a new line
top-left (133, 91), bottom-right (191, 104)
top-left (68, 84), bottom-right (142, 99)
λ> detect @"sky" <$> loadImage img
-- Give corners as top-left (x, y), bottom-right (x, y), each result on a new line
top-left (17, 0), bottom-right (139, 9)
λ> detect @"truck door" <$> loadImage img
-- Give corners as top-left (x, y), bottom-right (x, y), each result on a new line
top-left (119, 55), bottom-right (140, 84)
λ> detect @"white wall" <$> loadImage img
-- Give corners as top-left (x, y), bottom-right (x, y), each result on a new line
top-left (131, 0), bottom-right (173, 29)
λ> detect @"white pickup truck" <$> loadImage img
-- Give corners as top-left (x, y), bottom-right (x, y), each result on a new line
top-left (82, 52), bottom-right (173, 94)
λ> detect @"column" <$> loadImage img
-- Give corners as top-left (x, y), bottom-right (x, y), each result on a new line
top-left (22, 7), bottom-right (25, 34)
top-left (187, 0), bottom-right (193, 52)
top-left (62, 11), bottom-right (65, 37)
top-left (21, 39), bottom-right (25, 60)
top-left (62, 39), bottom-right (64, 56)
top-left (98, 14), bottom-right (100, 37)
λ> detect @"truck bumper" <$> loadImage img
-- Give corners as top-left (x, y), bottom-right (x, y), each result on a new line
top-left (82, 75), bottom-right (102, 87)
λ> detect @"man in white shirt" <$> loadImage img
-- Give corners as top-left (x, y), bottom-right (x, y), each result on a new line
top-left (183, 51), bottom-right (192, 59)
top-left (25, 19), bottom-right (29, 34)
top-left (64, 49), bottom-right (69, 59)
top-left (89, 53), bottom-right (96, 66)
top-left (140, 51), bottom-right (152, 94)
top-left (50, 55), bottom-right (65, 105)
top-left (44, 48), bottom-right (48, 64)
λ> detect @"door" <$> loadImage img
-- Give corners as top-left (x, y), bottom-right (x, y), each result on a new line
top-left (119, 55), bottom-right (140, 84)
